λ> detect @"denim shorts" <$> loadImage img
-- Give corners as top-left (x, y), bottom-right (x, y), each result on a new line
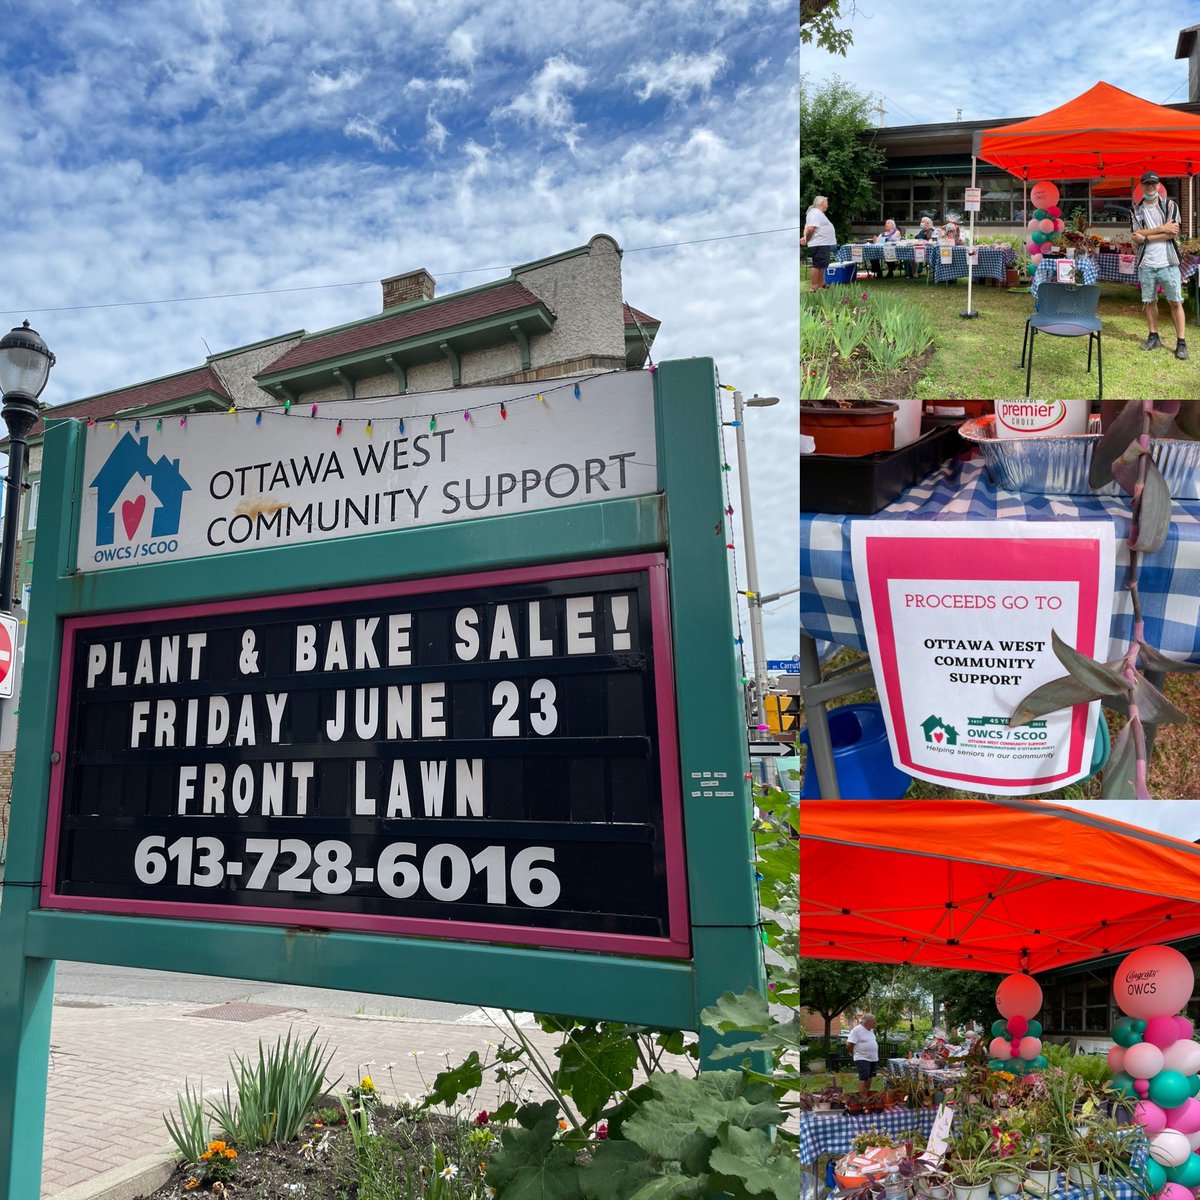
top-left (1139, 264), bottom-right (1182, 303)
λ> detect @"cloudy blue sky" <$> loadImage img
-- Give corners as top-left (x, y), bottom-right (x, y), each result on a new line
top-left (802, 0), bottom-right (1196, 125)
top-left (0, 0), bottom-right (799, 657)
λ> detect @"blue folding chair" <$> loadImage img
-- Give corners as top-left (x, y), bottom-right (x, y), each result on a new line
top-left (1019, 283), bottom-right (1102, 398)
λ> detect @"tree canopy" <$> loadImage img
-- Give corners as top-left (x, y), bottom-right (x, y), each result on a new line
top-left (800, 75), bottom-right (884, 243)
top-left (798, 958), bottom-right (875, 1050)
top-left (801, 0), bottom-right (856, 56)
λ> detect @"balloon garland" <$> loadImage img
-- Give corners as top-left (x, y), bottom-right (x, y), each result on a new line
top-left (1109, 946), bottom-right (1200, 1198)
top-left (987, 973), bottom-right (1048, 1075)
top-left (1025, 181), bottom-right (1065, 271)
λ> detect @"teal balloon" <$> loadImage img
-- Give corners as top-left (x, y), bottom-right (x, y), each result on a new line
top-left (1149, 1069), bottom-right (1191, 1108)
top-left (1134, 1020), bottom-right (1147, 1033)
top-left (1190, 1073), bottom-right (1200, 1097)
top-left (1113, 1018), bottom-right (1143, 1047)
top-left (1026, 1019), bottom-right (1043, 1038)
top-left (1031, 231), bottom-right (1049, 245)
top-left (1111, 1071), bottom-right (1138, 1098)
top-left (1033, 208), bottom-right (1047, 220)
top-left (1030, 1055), bottom-right (1048, 1070)
top-left (1169, 1155), bottom-right (1200, 1188)
top-left (992, 1019), bottom-right (1008, 1037)
top-left (1143, 1159), bottom-right (1168, 1193)
top-left (988, 1058), bottom-right (1005, 1071)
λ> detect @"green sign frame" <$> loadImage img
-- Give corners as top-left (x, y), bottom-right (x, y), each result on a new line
top-left (0, 358), bottom-right (764, 1196)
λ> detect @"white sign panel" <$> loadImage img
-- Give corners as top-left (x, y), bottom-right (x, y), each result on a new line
top-left (0, 611), bottom-right (19, 700)
top-left (851, 522), bottom-right (1115, 796)
top-left (964, 188), bottom-right (981, 212)
top-left (76, 372), bottom-right (658, 573)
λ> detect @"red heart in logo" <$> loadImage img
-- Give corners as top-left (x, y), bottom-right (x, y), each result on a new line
top-left (121, 495), bottom-right (147, 541)
top-left (933, 731), bottom-right (944, 743)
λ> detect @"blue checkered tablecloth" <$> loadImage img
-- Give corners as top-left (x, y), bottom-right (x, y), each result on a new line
top-left (1031, 253), bottom-right (1200, 299)
top-left (834, 244), bottom-right (1010, 284)
top-left (799, 1105), bottom-right (938, 1165)
top-left (800, 456), bottom-right (1200, 664)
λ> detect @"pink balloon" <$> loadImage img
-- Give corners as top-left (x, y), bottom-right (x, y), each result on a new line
top-left (1008, 1015), bottom-right (1029, 1039)
top-left (1136, 1100), bottom-right (1168, 1134)
top-left (1028, 218), bottom-right (1041, 231)
top-left (1146, 1016), bottom-right (1180, 1048)
top-left (1126, 1042), bottom-right (1167, 1080)
top-left (1165, 1042), bottom-right (1200, 1076)
top-left (1053, 219), bottom-right (1065, 232)
top-left (1109, 1045), bottom-right (1128, 1072)
top-left (1176, 1018), bottom-right (1196, 1042)
top-left (1038, 218), bottom-right (1055, 233)
top-left (1030, 181), bottom-right (1060, 208)
top-left (1045, 205), bottom-right (1062, 218)
top-left (989, 1037), bottom-right (1013, 1060)
top-left (1159, 1183), bottom-right (1194, 1200)
top-left (1114, 946), bottom-right (1197, 1019)
top-left (996, 974), bottom-right (1043, 1019)
top-left (1166, 1098), bottom-right (1200, 1136)
top-left (1030, 253), bottom-right (1043, 265)
top-left (1026, 241), bottom-right (1041, 256)
top-left (1018, 1036), bottom-right (1043, 1060)
top-left (1136, 1079), bottom-right (1151, 1097)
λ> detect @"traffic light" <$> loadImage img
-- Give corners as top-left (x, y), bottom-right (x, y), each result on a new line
top-left (763, 693), bottom-right (799, 735)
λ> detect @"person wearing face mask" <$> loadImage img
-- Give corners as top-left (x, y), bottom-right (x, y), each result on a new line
top-left (1131, 170), bottom-right (1187, 360)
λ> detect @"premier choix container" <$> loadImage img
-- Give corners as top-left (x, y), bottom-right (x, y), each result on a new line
top-left (995, 399), bottom-right (1091, 438)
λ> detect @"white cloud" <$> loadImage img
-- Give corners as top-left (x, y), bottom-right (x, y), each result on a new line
top-left (309, 68), bottom-right (364, 96)
top-left (496, 55), bottom-right (587, 149)
top-left (426, 108), bottom-right (449, 151)
top-left (343, 115), bottom-right (397, 151)
top-left (626, 50), bottom-right (727, 102)
top-left (446, 27), bottom-right (478, 67)
top-left (404, 76), bottom-right (471, 95)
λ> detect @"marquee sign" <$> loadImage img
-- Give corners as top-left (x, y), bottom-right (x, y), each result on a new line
top-left (75, 372), bottom-right (657, 572)
top-left (41, 555), bottom-right (688, 956)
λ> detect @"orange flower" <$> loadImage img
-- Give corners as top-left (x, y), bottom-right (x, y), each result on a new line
top-left (184, 1181), bottom-right (199, 1191)
top-left (199, 1152), bottom-right (213, 1161)
top-left (558, 1119), bottom-right (568, 1130)
top-left (224, 1149), bottom-right (237, 1159)
top-left (208, 1140), bottom-right (227, 1152)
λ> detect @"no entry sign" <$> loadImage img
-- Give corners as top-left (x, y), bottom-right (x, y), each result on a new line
top-left (0, 614), bottom-right (17, 699)
top-left (41, 556), bottom-right (688, 956)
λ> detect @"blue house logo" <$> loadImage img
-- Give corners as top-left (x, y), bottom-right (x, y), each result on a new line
top-left (90, 434), bottom-right (191, 546)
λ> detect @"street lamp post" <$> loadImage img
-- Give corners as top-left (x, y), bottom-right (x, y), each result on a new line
top-left (731, 391), bottom-right (779, 727)
top-left (0, 321), bottom-right (55, 613)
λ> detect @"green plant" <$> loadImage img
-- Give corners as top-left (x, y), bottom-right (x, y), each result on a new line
top-left (185, 1138), bottom-right (240, 1187)
top-left (800, 357), bottom-right (832, 399)
top-left (163, 1079), bottom-right (211, 1163)
top-left (209, 1026), bottom-right (338, 1151)
top-left (1009, 402), bottom-right (1200, 797)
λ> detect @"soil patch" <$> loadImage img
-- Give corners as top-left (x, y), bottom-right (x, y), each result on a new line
top-left (828, 347), bottom-right (934, 400)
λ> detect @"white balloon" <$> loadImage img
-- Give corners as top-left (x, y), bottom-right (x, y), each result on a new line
top-left (1150, 1130), bottom-right (1192, 1167)
top-left (1126, 1042), bottom-right (1167, 1080)
top-left (1164, 1041), bottom-right (1200, 1076)
top-left (1187, 1131), bottom-right (1200, 1152)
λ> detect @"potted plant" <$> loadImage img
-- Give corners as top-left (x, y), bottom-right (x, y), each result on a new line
top-left (812, 1084), bottom-right (845, 1112)
top-left (799, 400), bottom-right (900, 456)
top-left (1023, 1141), bottom-right (1059, 1197)
top-left (945, 1141), bottom-right (1000, 1200)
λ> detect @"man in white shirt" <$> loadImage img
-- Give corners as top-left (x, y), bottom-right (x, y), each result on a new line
top-left (1131, 170), bottom-right (1187, 360)
top-left (847, 1012), bottom-right (879, 1093)
top-left (801, 195), bottom-right (838, 290)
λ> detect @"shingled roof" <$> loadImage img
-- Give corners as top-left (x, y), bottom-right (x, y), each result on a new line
top-left (623, 302), bottom-right (660, 327)
top-left (30, 365), bottom-right (231, 440)
top-left (258, 280), bottom-right (546, 378)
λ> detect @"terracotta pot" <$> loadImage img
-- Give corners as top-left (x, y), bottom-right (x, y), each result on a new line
top-left (1005, 268), bottom-right (1019, 288)
top-left (800, 401), bottom-right (898, 456)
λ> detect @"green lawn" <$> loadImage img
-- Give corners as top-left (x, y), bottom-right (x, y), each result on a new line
top-left (802, 275), bottom-right (1200, 399)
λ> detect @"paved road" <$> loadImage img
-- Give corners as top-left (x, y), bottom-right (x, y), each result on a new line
top-left (54, 960), bottom-right (483, 1022)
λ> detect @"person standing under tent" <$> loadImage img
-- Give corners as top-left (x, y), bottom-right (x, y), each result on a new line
top-left (801, 195), bottom-right (838, 291)
top-left (847, 1012), bottom-right (880, 1094)
top-left (1132, 170), bottom-right (1188, 360)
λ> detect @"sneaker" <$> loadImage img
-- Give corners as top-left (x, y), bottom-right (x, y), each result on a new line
top-left (1177, 340), bottom-right (1189, 361)
top-left (1142, 333), bottom-right (1162, 351)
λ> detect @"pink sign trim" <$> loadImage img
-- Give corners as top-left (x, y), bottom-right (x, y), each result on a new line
top-left (864, 535), bottom-right (1103, 788)
top-left (40, 554), bottom-right (691, 959)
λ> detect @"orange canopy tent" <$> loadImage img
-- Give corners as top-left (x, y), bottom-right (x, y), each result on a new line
top-left (800, 800), bottom-right (1200, 975)
top-left (975, 82), bottom-right (1200, 180)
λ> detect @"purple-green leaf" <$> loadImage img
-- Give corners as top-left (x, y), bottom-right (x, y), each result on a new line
top-left (1050, 629), bottom-right (1129, 696)
top-left (1089, 400), bottom-right (1146, 488)
top-left (1009, 674), bottom-right (1104, 728)
top-left (1131, 670), bottom-right (1187, 724)
top-left (1136, 642), bottom-right (1200, 675)
top-left (1100, 722), bottom-right (1136, 800)
top-left (1110, 440), bottom-right (1147, 497)
top-left (1132, 457), bottom-right (1171, 554)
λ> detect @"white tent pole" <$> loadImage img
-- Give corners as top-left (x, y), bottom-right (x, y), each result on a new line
top-left (963, 155), bottom-right (978, 318)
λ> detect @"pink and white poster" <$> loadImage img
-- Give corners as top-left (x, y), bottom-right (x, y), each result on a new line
top-left (851, 523), bottom-right (1115, 795)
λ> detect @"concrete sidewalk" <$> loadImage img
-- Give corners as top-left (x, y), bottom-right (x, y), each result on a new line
top-left (41, 998), bottom-right (556, 1197)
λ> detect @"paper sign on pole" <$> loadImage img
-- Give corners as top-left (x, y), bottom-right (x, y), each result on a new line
top-left (966, 246), bottom-right (979, 265)
top-left (964, 188), bottom-right (981, 212)
top-left (1119, 254), bottom-right (1136, 275)
top-left (940, 245), bottom-right (953, 264)
top-left (851, 244), bottom-right (864, 262)
top-left (851, 522), bottom-right (1115, 796)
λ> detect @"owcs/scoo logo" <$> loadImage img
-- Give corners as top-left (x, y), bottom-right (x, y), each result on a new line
top-left (88, 433), bottom-right (191, 563)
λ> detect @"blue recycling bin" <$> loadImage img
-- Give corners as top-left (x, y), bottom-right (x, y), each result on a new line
top-left (824, 261), bottom-right (856, 285)
top-left (799, 703), bottom-right (911, 799)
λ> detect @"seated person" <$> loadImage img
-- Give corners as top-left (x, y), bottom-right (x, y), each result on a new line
top-left (942, 221), bottom-right (962, 245)
top-left (907, 217), bottom-right (936, 276)
top-left (872, 219), bottom-right (903, 277)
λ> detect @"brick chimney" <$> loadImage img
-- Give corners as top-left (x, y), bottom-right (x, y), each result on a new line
top-left (1176, 26), bottom-right (1200, 102)
top-left (381, 269), bottom-right (436, 309)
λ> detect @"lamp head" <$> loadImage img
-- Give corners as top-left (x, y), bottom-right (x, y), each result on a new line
top-left (0, 320), bottom-right (55, 402)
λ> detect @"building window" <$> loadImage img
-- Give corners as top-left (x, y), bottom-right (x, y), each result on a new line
top-left (25, 478), bottom-right (39, 533)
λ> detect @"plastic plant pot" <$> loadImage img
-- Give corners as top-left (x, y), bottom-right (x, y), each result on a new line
top-left (799, 402), bottom-right (899, 456)
top-left (799, 703), bottom-right (912, 799)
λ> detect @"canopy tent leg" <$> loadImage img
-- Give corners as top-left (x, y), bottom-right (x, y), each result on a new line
top-left (961, 155), bottom-right (980, 318)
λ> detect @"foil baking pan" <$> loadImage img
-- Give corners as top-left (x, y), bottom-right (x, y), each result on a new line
top-left (960, 415), bottom-right (1200, 499)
